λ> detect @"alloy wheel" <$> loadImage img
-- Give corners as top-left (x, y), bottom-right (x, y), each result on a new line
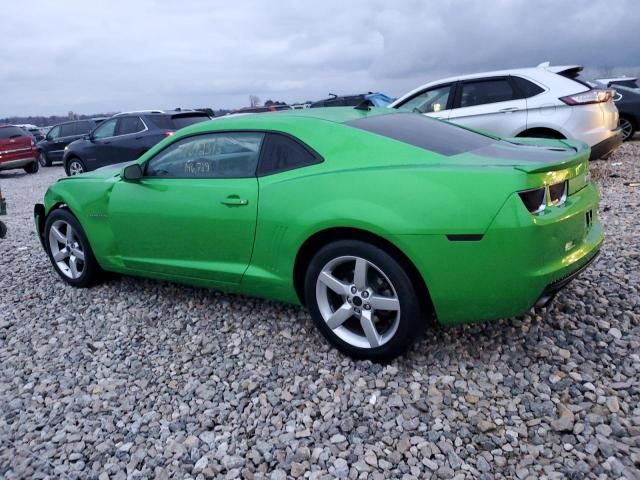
top-left (68, 160), bottom-right (84, 176)
top-left (620, 118), bottom-right (633, 141)
top-left (48, 220), bottom-right (85, 279)
top-left (315, 255), bottom-right (401, 349)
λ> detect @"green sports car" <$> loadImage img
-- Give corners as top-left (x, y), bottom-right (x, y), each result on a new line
top-left (34, 107), bottom-right (603, 360)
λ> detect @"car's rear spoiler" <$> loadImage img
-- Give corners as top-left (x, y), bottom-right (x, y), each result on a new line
top-left (514, 141), bottom-right (589, 173)
top-left (537, 62), bottom-right (584, 78)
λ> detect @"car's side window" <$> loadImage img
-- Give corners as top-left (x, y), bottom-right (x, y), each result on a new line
top-left (92, 119), bottom-right (118, 140)
top-left (511, 76), bottom-right (545, 98)
top-left (257, 133), bottom-right (322, 176)
top-left (145, 132), bottom-right (264, 179)
top-left (48, 126), bottom-right (61, 140)
top-left (75, 121), bottom-right (93, 135)
top-left (459, 78), bottom-right (515, 108)
top-left (60, 123), bottom-right (76, 138)
top-left (398, 85), bottom-right (452, 113)
top-left (116, 117), bottom-right (146, 136)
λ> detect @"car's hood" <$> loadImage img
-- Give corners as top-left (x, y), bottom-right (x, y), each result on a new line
top-left (60, 161), bottom-right (135, 181)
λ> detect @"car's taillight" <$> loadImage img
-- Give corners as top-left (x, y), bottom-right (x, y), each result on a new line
top-left (163, 131), bottom-right (174, 137)
top-left (518, 187), bottom-right (547, 214)
top-left (559, 89), bottom-right (613, 105)
top-left (518, 180), bottom-right (568, 215)
top-left (548, 181), bottom-right (568, 206)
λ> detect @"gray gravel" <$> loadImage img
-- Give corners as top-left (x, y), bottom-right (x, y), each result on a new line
top-left (1, 145), bottom-right (639, 480)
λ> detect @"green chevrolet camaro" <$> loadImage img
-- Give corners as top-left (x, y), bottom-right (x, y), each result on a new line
top-left (35, 107), bottom-right (603, 360)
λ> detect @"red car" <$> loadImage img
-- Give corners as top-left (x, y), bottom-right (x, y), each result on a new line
top-left (0, 125), bottom-right (39, 174)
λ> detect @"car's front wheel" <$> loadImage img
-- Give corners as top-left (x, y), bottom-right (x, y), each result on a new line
top-left (44, 209), bottom-right (103, 287)
top-left (66, 158), bottom-right (86, 176)
top-left (24, 160), bottom-right (39, 174)
top-left (38, 152), bottom-right (51, 167)
top-left (304, 240), bottom-right (426, 361)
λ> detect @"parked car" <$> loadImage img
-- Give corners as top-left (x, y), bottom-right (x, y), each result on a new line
top-left (37, 118), bottom-right (107, 167)
top-left (311, 92), bottom-right (394, 108)
top-left (390, 63), bottom-right (622, 160)
top-left (0, 185), bottom-right (6, 238)
top-left (16, 124), bottom-right (46, 142)
top-left (35, 107), bottom-right (602, 361)
top-left (0, 124), bottom-right (39, 174)
top-left (63, 111), bottom-right (211, 175)
top-left (230, 105), bottom-right (292, 114)
top-left (595, 76), bottom-right (639, 91)
top-left (609, 85), bottom-right (640, 141)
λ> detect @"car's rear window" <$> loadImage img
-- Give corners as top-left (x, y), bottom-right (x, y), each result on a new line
top-left (0, 126), bottom-right (28, 139)
top-left (346, 113), bottom-right (495, 156)
top-left (149, 114), bottom-right (210, 131)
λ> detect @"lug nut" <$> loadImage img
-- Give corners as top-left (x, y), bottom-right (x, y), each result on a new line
top-left (351, 286), bottom-right (357, 294)
top-left (364, 304), bottom-right (371, 310)
top-left (354, 308), bottom-right (361, 314)
top-left (362, 291), bottom-right (369, 298)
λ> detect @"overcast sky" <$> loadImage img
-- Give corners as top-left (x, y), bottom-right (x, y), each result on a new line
top-left (1, 0), bottom-right (638, 117)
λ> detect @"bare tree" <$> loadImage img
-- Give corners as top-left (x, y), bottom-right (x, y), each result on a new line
top-left (249, 95), bottom-right (260, 107)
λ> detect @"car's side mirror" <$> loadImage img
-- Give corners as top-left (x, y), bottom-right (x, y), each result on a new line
top-left (123, 163), bottom-right (143, 181)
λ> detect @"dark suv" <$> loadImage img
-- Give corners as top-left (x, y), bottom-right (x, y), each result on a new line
top-left (37, 118), bottom-right (106, 167)
top-left (63, 111), bottom-right (211, 175)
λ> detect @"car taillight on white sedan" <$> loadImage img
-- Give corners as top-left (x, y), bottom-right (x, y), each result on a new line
top-left (559, 89), bottom-right (614, 105)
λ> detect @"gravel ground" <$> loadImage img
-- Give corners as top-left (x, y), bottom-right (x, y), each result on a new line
top-left (0, 145), bottom-right (639, 480)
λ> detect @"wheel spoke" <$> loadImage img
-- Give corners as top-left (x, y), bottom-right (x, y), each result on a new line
top-left (66, 225), bottom-right (74, 243)
top-left (353, 258), bottom-right (368, 290)
top-left (53, 248), bottom-right (69, 261)
top-left (69, 257), bottom-right (79, 278)
top-left (51, 226), bottom-right (66, 244)
top-left (369, 294), bottom-right (400, 312)
top-left (360, 310), bottom-right (381, 348)
top-left (318, 271), bottom-right (350, 296)
top-left (326, 303), bottom-right (354, 329)
top-left (70, 246), bottom-right (85, 261)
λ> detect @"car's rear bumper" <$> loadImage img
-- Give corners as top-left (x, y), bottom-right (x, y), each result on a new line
top-left (0, 157), bottom-right (37, 170)
top-left (394, 182), bottom-right (603, 326)
top-left (589, 128), bottom-right (623, 160)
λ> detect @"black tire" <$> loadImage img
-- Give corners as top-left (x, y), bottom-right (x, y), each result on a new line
top-left (304, 239), bottom-right (426, 361)
top-left (66, 157), bottom-right (86, 176)
top-left (24, 160), bottom-right (39, 174)
top-left (38, 151), bottom-right (51, 167)
top-left (44, 208), bottom-right (103, 287)
top-left (620, 116), bottom-right (636, 142)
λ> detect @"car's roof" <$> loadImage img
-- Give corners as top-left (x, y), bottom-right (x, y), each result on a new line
top-left (170, 107), bottom-right (395, 139)
top-left (202, 107), bottom-right (394, 129)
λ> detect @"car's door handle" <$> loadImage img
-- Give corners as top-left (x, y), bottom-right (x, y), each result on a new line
top-left (499, 107), bottom-right (519, 112)
top-left (221, 196), bottom-right (249, 206)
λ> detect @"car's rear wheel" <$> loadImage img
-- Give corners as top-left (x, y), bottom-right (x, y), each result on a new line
top-left (44, 209), bottom-right (102, 287)
top-left (24, 160), bottom-right (39, 174)
top-left (620, 116), bottom-right (636, 142)
top-left (304, 240), bottom-right (425, 361)
top-left (67, 158), bottom-right (86, 176)
top-left (38, 152), bottom-right (51, 167)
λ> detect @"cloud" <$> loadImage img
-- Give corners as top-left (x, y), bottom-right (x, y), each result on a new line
top-left (1, 0), bottom-right (638, 116)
